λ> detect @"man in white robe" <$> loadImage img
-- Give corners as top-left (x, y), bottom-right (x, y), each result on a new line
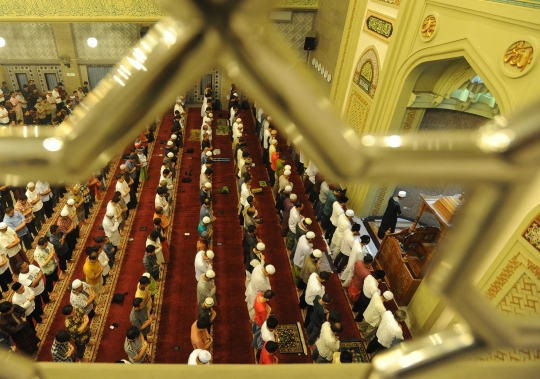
top-left (245, 264), bottom-right (275, 320)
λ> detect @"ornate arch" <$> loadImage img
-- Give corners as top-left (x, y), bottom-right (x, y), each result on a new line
top-left (353, 46), bottom-right (380, 99)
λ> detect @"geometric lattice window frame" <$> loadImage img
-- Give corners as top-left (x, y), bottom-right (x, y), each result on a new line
top-left (353, 46), bottom-right (380, 99)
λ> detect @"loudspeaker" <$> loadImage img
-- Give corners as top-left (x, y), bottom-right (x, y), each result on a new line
top-left (304, 36), bottom-right (316, 51)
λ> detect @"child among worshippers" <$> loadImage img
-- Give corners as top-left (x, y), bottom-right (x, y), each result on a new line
top-left (98, 246), bottom-right (110, 285)
top-left (137, 148), bottom-right (148, 181)
top-left (259, 341), bottom-right (279, 364)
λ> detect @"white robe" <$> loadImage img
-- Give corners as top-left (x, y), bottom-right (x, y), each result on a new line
top-left (331, 213), bottom-right (352, 255)
top-left (194, 251), bottom-right (212, 281)
top-left (102, 215), bottom-right (121, 246)
top-left (293, 235), bottom-right (312, 268)
top-left (245, 265), bottom-right (271, 306)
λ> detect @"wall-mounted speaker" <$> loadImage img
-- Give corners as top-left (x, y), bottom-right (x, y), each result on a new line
top-left (140, 27), bottom-right (149, 39)
top-left (304, 36), bottom-right (316, 51)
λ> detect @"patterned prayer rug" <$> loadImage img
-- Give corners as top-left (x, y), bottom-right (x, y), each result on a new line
top-left (189, 129), bottom-right (201, 141)
top-left (216, 119), bottom-right (229, 135)
top-left (339, 339), bottom-right (370, 363)
top-left (276, 322), bottom-right (306, 354)
top-left (320, 250), bottom-right (335, 273)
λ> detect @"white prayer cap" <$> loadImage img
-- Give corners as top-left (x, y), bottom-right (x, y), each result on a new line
top-left (60, 209), bottom-right (69, 217)
top-left (233, 92), bottom-right (238, 96)
top-left (284, 165), bottom-right (291, 170)
top-left (398, 191), bottom-right (407, 198)
top-left (106, 210), bottom-right (115, 217)
top-left (236, 118), bottom-right (242, 122)
top-left (72, 279), bottom-right (82, 289)
top-left (271, 130), bottom-right (277, 135)
top-left (290, 193), bottom-right (297, 201)
top-left (205, 269), bottom-right (215, 278)
top-left (203, 216), bottom-right (211, 224)
top-left (204, 297), bottom-right (214, 307)
top-left (306, 231), bottom-right (316, 239)
top-left (271, 139), bottom-right (277, 145)
top-left (167, 141), bottom-right (173, 146)
top-left (205, 250), bottom-right (214, 259)
top-left (204, 182), bottom-right (212, 189)
top-left (142, 273), bottom-right (151, 278)
top-left (27, 182), bottom-right (35, 188)
top-left (256, 242), bottom-right (266, 251)
top-left (167, 152), bottom-right (174, 158)
top-left (120, 164), bottom-right (127, 170)
top-left (204, 117), bottom-right (211, 123)
top-left (313, 249), bottom-right (322, 258)
top-left (0, 222), bottom-right (7, 229)
top-left (208, 113), bottom-right (213, 118)
top-left (383, 291), bottom-right (394, 300)
top-left (304, 218), bottom-right (312, 225)
top-left (346, 209), bottom-right (355, 217)
top-left (267, 116), bottom-right (272, 121)
top-left (265, 265), bottom-right (276, 275)
top-left (205, 151), bottom-right (213, 156)
top-left (171, 134), bottom-right (177, 140)
top-left (283, 170), bottom-right (291, 176)
top-left (284, 185), bottom-right (292, 192)
top-left (66, 199), bottom-right (75, 205)
top-left (198, 350), bottom-right (212, 364)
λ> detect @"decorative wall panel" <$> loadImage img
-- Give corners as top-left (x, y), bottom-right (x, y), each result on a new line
top-left (353, 47), bottom-right (379, 99)
top-left (0, 24), bottom-right (58, 60)
top-left (486, 0), bottom-right (540, 9)
top-left (345, 90), bottom-right (370, 134)
top-left (6, 65), bottom-right (63, 94)
top-left (189, 68), bottom-right (222, 105)
top-left (271, 11), bottom-right (315, 61)
top-left (72, 23), bottom-right (139, 61)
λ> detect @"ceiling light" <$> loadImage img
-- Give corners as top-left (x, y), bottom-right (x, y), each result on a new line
top-left (0, 38), bottom-right (5, 48)
top-left (43, 137), bottom-right (64, 152)
top-left (87, 37), bottom-right (98, 48)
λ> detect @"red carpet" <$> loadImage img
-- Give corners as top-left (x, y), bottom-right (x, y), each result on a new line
top-left (153, 109), bottom-right (208, 363)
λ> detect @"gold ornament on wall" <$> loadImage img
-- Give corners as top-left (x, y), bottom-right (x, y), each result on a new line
top-left (504, 41), bottom-right (533, 72)
top-left (420, 15), bottom-right (437, 41)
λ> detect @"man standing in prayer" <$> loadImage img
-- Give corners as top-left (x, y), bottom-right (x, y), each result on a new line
top-left (292, 231), bottom-right (316, 285)
top-left (194, 250), bottom-right (214, 281)
top-left (70, 279), bottom-right (97, 319)
top-left (340, 234), bottom-right (371, 285)
top-left (0, 301), bottom-right (40, 355)
top-left (313, 321), bottom-right (343, 363)
top-left (359, 291), bottom-right (394, 341)
top-left (83, 252), bottom-right (104, 295)
top-left (130, 298), bottom-right (155, 342)
top-left (197, 269), bottom-right (216, 306)
top-left (62, 304), bottom-right (94, 362)
top-left (377, 191), bottom-right (406, 239)
top-left (252, 290), bottom-right (275, 350)
top-left (25, 182), bottom-right (45, 230)
top-left (348, 254), bottom-right (374, 301)
top-left (304, 271), bottom-right (331, 327)
top-left (354, 270), bottom-right (386, 321)
top-left (0, 222), bottom-right (29, 275)
top-left (124, 326), bottom-right (149, 363)
top-left (286, 201), bottom-right (304, 252)
top-left (330, 209), bottom-right (354, 258)
top-left (298, 249), bottom-right (323, 308)
top-left (143, 245), bottom-right (160, 281)
top-left (11, 282), bottom-right (42, 326)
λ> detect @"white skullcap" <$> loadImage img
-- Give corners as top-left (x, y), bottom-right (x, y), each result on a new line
top-left (198, 350), bottom-right (212, 364)
top-left (398, 191), bottom-right (407, 198)
top-left (205, 269), bottom-right (215, 278)
top-left (233, 92), bottom-right (238, 96)
top-left (346, 209), bottom-right (354, 217)
top-left (290, 193), bottom-right (297, 201)
top-left (256, 242), bottom-right (266, 251)
top-left (383, 291), bottom-right (394, 300)
top-left (236, 118), bottom-right (242, 122)
top-left (205, 250), bottom-right (214, 259)
top-left (304, 218), bottom-right (312, 225)
top-left (267, 116), bottom-right (272, 121)
top-left (167, 141), bottom-right (173, 146)
top-left (271, 139), bottom-right (277, 145)
top-left (67, 199), bottom-right (75, 205)
top-left (208, 113), bottom-right (213, 118)
top-left (283, 170), bottom-right (291, 176)
top-left (27, 182), bottom-right (35, 188)
top-left (313, 249), bottom-right (322, 258)
top-left (271, 130), bottom-right (277, 135)
top-left (306, 231), bottom-right (316, 239)
top-left (171, 134), bottom-right (177, 139)
top-left (106, 210), bottom-right (115, 217)
top-left (205, 151), bottom-right (213, 156)
top-left (284, 165), bottom-right (291, 170)
top-left (0, 222), bottom-right (7, 229)
top-left (167, 152), bottom-right (174, 158)
top-left (60, 209), bottom-right (69, 216)
top-left (204, 297), bottom-right (214, 307)
top-left (120, 164), bottom-right (126, 170)
top-left (284, 185), bottom-right (292, 192)
top-left (72, 279), bottom-right (82, 289)
top-left (142, 273), bottom-right (151, 278)
top-left (204, 182), bottom-right (212, 189)
top-left (204, 117), bottom-right (211, 123)
top-left (203, 216), bottom-right (211, 224)
top-left (265, 265), bottom-right (275, 275)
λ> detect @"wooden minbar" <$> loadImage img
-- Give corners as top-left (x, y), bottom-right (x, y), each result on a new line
top-left (375, 193), bottom-right (464, 306)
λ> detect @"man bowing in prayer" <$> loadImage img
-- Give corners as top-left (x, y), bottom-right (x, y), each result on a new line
top-left (377, 191), bottom-right (406, 239)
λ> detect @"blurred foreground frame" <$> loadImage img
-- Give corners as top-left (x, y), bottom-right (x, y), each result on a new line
top-left (2, 0), bottom-right (540, 377)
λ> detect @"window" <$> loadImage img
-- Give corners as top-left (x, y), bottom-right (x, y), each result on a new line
top-left (87, 66), bottom-right (113, 89)
top-left (15, 73), bottom-right (29, 90)
top-left (45, 73), bottom-right (58, 90)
